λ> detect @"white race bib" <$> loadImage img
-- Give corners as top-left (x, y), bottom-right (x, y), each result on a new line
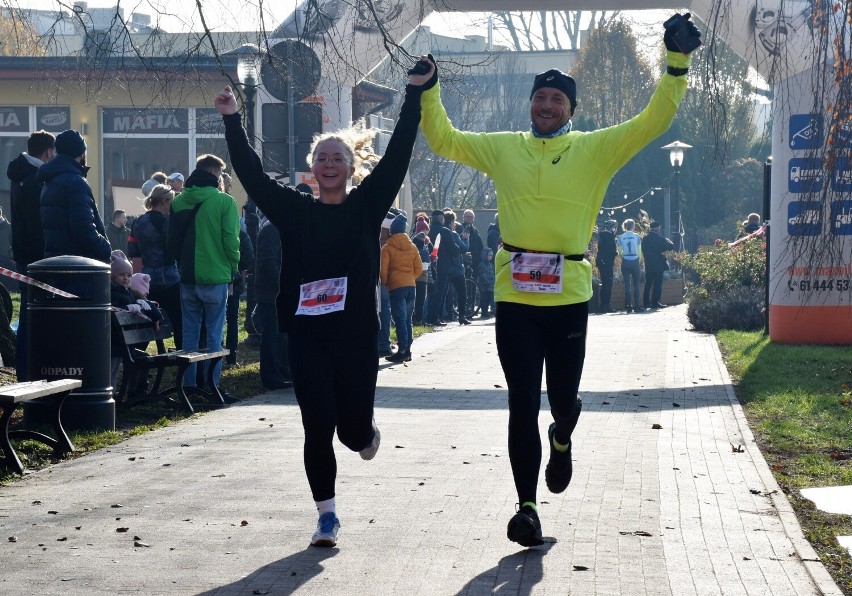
top-left (510, 253), bottom-right (563, 294)
top-left (295, 277), bottom-right (348, 316)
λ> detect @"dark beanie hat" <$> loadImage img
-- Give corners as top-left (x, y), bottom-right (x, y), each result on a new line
top-left (55, 129), bottom-right (87, 158)
top-left (390, 214), bottom-right (408, 235)
top-left (530, 69), bottom-right (577, 109)
top-left (650, 220), bottom-right (662, 230)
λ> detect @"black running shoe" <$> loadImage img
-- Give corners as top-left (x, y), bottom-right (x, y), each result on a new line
top-left (506, 505), bottom-right (544, 547)
top-left (545, 423), bottom-right (573, 494)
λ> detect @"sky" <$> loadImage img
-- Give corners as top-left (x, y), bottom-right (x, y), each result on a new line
top-left (10, 0), bottom-right (670, 46)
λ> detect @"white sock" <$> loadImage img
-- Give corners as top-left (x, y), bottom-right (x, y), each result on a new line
top-left (316, 497), bottom-right (336, 516)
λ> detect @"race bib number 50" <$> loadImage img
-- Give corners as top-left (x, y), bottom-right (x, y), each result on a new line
top-left (296, 277), bottom-right (348, 316)
top-left (510, 253), bottom-right (563, 294)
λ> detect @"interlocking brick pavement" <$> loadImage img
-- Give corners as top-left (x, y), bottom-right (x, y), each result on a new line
top-left (0, 305), bottom-right (841, 595)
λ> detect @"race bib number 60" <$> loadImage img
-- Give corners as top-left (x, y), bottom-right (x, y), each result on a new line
top-left (510, 253), bottom-right (563, 294)
top-left (296, 277), bottom-right (348, 315)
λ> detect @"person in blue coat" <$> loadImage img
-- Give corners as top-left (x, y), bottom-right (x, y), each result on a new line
top-left (39, 130), bottom-right (110, 262)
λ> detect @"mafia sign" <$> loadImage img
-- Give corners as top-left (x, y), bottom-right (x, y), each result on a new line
top-left (102, 108), bottom-right (188, 135)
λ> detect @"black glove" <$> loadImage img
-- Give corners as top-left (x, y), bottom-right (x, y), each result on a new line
top-left (408, 54), bottom-right (438, 91)
top-left (663, 13), bottom-right (702, 55)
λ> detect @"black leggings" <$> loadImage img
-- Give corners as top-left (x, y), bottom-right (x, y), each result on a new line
top-left (288, 330), bottom-right (379, 502)
top-left (495, 301), bottom-right (586, 506)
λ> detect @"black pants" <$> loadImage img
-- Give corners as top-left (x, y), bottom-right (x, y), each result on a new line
top-left (413, 280), bottom-right (427, 323)
top-left (598, 261), bottom-right (614, 309)
top-left (495, 301), bottom-right (586, 506)
top-left (449, 273), bottom-right (466, 321)
top-left (288, 330), bottom-right (379, 502)
top-left (644, 271), bottom-right (664, 307)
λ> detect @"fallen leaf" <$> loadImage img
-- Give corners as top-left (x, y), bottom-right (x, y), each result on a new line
top-left (573, 565), bottom-right (589, 571)
top-left (651, 424), bottom-right (663, 430)
top-left (111, 504), bottom-right (123, 509)
top-left (672, 403), bottom-right (681, 408)
top-left (116, 528), bottom-right (130, 533)
top-left (134, 540), bottom-right (150, 547)
top-left (128, 457), bottom-right (136, 461)
top-left (181, 443), bottom-right (190, 447)
top-left (75, 527), bottom-right (82, 530)
top-left (240, 520), bottom-right (249, 526)
top-left (32, 501), bottom-right (42, 505)
top-left (730, 443), bottom-right (744, 453)
top-left (8, 536), bottom-right (17, 542)
top-left (57, 537), bottom-right (68, 542)
top-left (602, 401), bottom-right (610, 405)
top-left (48, 511), bottom-right (58, 515)
top-left (494, 384), bottom-right (502, 388)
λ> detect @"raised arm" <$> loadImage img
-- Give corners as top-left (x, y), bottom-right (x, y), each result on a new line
top-left (357, 58), bottom-right (433, 224)
top-left (216, 86), bottom-right (299, 224)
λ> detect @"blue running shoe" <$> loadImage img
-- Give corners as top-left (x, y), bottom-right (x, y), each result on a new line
top-left (311, 512), bottom-right (340, 547)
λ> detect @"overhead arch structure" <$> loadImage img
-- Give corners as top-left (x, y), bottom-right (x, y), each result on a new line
top-left (267, 0), bottom-right (851, 344)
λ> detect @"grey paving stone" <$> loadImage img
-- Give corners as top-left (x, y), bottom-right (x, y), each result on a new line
top-left (0, 306), bottom-right (841, 595)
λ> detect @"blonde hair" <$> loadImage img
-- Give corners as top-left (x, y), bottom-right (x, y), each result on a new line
top-left (622, 219), bottom-right (635, 231)
top-left (306, 120), bottom-right (380, 184)
top-left (144, 184), bottom-right (175, 210)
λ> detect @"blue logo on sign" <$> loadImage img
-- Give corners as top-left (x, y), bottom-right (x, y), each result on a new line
top-left (830, 201), bottom-right (852, 235)
top-left (831, 156), bottom-right (852, 193)
top-left (788, 158), bottom-right (824, 193)
top-left (787, 201), bottom-right (822, 236)
top-left (789, 114), bottom-right (823, 150)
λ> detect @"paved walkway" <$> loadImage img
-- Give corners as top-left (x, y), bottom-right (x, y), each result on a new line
top-left (0, 305), bottom-right (842, 595)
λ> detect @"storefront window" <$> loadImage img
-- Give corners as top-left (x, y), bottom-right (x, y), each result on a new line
top-left (102, 107), bottom-right (227, 217)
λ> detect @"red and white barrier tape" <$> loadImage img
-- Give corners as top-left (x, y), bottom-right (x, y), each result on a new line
top-left (0, 266), bottom-right (79, 298)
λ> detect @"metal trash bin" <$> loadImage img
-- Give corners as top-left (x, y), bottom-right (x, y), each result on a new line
top-left (23, 255), bottom-right (115, 431)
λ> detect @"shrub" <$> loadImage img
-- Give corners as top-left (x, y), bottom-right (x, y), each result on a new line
top-left (681, 237), bottom-right (766, 332)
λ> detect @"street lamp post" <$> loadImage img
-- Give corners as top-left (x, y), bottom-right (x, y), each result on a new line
top-left (232, 44), bottom-right (262, 150)
top-left (227, 43), bottom-right (263, 340)
top-left (661, 141), bottom-right (692, 252)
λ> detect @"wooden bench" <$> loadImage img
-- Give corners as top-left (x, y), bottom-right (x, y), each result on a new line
top-left (112, 310), bottom-right (230, 414)
top-left (0, 379), bottom-right (81, 474)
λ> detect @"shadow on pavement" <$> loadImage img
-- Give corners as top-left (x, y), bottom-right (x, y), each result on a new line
top-left (196, 546), bottom-right (338, 595)
top-left (455, 542), bottom-right (554, 595)
top-left (236, 384), bottom-right (734, 413)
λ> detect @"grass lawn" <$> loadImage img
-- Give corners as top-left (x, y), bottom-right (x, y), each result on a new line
top-left (717, 330), bottom-right (852, 593)
top-left (0, 291), bottom-right (433, 482)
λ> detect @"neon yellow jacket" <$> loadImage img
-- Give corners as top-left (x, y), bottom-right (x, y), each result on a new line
top-left (420, 51), bottom-right (690, 306)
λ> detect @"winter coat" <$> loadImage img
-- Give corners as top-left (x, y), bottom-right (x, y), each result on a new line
top-left (254, 218), bottom-right (281, 305)
top-left (106, 224), bottom-right (130, 254)
top-left (596, 229), bottom-right (617, 267)
top-left (166, 170), bottom-right (240, 285)
top-left (411, 234), bottom-right (431, 283)
top-left (127, 210), bottom-right (180, 288)
top-left (478, 248), bottom-right (495, 290)
top-left (641, 231), bottom-right (675, 274)
top-left (38, 154), bottom-right (110, 262)
top-left (6, 153), bottom-right (45, 270)
top-left (380, 232), bottom-right (423, 290)
top-left (486, 222), bottom-right (501, 256)
top-left (463, 223), bottom-right (484, 274)
top-left (0, 217), bottom-right (11, 261)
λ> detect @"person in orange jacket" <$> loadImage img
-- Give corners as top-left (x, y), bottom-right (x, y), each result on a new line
top-left (380, 213), bottom-right (423, 362)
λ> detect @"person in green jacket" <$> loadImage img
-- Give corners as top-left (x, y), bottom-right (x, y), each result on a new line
top-left (166, 153), bottom-right (240, 392)
top-left (415, 13), bottom-right (701, 547)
